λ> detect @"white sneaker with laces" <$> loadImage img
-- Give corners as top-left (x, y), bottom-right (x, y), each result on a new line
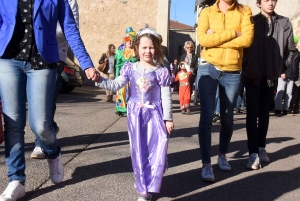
top-left (30, 147), bottom-right (46, 159)
top-left (218, 156), bottom-right (231, 172)
top-left (31, 126), bottom-right (59, 160)
top-left (0, 180), bottom-right (25, 201)
top-left (47, 153), bottom-right (64, 184)
top-left (259, 147), bottom-right (270, 163)
top-left (246, 153), bottom-right (261, 170)
top-left (201, 164), bottom-right (215, 182)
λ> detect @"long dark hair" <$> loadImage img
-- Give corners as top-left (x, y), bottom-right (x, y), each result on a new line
top-left (106, 44), bottom-right (115, 57)
top-left (133, 33), bottom-right (164, 66)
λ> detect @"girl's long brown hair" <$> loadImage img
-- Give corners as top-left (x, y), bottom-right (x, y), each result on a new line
top-left (133, 33), bottom-right (165, 66)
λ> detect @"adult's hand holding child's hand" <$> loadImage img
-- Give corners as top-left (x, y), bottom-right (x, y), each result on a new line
top-left (85, 67), bottom-right (100, 82)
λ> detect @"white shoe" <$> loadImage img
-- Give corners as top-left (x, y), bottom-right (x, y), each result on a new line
top-left (47, 153), bottom-right (64, 184)
top-left (259, 147), bottom-right (270, 163)
top-left (0, 180), bottom-right (25, 201)
top-left (246, 153), bottom-right (261, 170)
top-left (218, 156), bottom-right (231, 172)
top-left (30, 147), bottom-right (46, 159)
top-left (201, 164), bottom-right (215, 182)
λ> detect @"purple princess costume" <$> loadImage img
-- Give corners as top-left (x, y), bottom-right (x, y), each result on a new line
top-left (96, 62), bottom-right (173, 194)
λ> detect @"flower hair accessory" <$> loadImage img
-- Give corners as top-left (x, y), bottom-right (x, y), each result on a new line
top-left (137, 24), bottom-right (158, 37)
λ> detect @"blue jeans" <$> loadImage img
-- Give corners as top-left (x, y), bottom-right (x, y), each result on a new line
top-left (35, 61), bottom-right (64, 147)
top-left (196, 63), bottom-right (241, 164)
top-left (0, 59), bottom-right (60, 184)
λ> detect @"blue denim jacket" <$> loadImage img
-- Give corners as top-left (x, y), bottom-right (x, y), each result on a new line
top-left (0, 0), bottom-right (93, 70)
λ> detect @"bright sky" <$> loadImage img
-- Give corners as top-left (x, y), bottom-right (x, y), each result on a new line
top-left (170, 0), bottom-right (196, 26)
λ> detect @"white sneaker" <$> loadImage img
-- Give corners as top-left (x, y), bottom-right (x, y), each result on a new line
top-left (0, 180), bottom-right (25, 201)
top-left (246, 153), bottom-right (261, 170)
top-left (218, 156), bottom-right (231, 172)
top-left (47, 153), bottom-right (64, 184)
top-left (30, 147), bottom-right (46, 159)
top-left (259, 147), bottom-right (270, 163)
top-left (201, 164), bottom-right (215, 182)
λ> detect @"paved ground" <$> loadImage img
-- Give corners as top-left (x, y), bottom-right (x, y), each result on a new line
top-left (0, 86), bottom-right (300, 201)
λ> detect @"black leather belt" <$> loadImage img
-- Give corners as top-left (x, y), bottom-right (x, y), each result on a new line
top-left (225, 71), bottom-right (240, 74)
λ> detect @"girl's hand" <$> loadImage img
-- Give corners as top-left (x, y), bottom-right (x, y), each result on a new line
top-left (165, 121), bottom-right (174, 134)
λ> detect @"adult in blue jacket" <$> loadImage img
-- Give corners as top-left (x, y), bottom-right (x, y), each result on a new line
top-left (0, 1), bottom-right (100, 200)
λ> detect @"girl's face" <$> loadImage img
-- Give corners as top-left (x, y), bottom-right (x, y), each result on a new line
top-left (138, 36), bottom-right (155, 64)
top-left (258, 0), bottom-right (277, 14)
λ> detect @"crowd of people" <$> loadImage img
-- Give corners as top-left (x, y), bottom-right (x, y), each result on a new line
top-left (0, 0), bottom-right (299, 201)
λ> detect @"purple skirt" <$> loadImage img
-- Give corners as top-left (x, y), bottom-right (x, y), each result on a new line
top-left (127, 100), bottom-right (168, 194)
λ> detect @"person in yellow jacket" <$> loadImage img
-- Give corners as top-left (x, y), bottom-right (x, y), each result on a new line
top-left (196, 0), bottom-right (254, 182)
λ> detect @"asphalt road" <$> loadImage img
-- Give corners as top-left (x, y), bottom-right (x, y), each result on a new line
top-left (0, 86), bottom-right (299, 201)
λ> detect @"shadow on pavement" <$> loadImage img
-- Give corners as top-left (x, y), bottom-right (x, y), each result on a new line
top-left (156, 139), bottom-right (298, 201)
top-left (22, 135), bottom-right (296, 200)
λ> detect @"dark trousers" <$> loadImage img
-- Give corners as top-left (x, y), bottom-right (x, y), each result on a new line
top-left (245, 78), bottom-right (274, 154)
top-left (289, 84), bottom-right (300, 112)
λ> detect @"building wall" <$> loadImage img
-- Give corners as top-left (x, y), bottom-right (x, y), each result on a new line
top-left (76, 0), bottom-right (169, 68)
top-left (169, 30), bottom-right (196, 63)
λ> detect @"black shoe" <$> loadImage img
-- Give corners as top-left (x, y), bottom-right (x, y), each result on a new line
top-left (283, 110), bottom-right (288, 115)
top-left (212, 114), bottom-right (220, 123)
top-left (274, 110), bottom-right (281, 115)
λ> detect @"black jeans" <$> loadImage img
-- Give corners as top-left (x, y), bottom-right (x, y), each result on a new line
top-left (245, 78), bottom-right (274, 154)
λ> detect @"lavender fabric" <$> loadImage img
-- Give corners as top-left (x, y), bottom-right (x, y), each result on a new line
top-left (121, 63), bottom-right (172, 194)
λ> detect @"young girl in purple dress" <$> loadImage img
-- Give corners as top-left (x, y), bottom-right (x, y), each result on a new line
top-left (95, 26), bottom-right (174, 201)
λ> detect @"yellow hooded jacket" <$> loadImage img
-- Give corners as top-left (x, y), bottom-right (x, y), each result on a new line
top-left (197, 0), bottom-right (254, 71)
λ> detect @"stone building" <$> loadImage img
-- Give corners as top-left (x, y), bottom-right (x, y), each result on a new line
top-left (169, 20), bottom-right (195, 63)
top-left (76, 0), bottom-right (170, 67)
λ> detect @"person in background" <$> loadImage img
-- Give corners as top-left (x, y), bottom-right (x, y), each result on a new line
top-left (235, 78), bottom-right (246, 113)
top-left (242, 0), bottom-right (297, 170)
top-left (98, 44), bottom-right (116, 102)
top-left (288, 36), bottom-right (300, 114)
top-left (30, 0), bottom-right (80, 160)
top-left (274, 33), bottom-right (298, 115)
top-left (0, 1), bottom-right (99, 200)
top-left (157, 34), bottom-right (170, 61)
top-left (174, 61), bottom-right (193, 114)
top-left (170, 59), bottom-right (179, 92)
top-left (197, 0), bottom-right (254, 181)
top-left (179, 41), bottom-right (198, 105)
top-left (212, 86), bottom-right (221, 123)
top-left (114, 27), bottom-right (138, 117)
